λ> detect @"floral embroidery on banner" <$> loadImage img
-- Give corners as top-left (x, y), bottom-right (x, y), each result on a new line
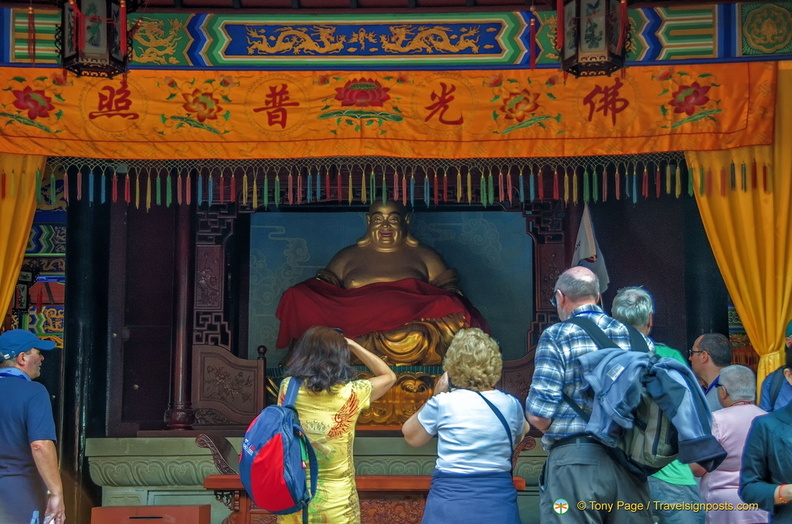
top-left (488, 73), bottom-right (562, 134)
top-left (156, 76), bottom-right (237, 135)
top-left (0, 73), bottom-right (71, 133)
top-left (318, 76), bottom-right (406, 134)
top-left (655, 67), bottom-right (722, 129)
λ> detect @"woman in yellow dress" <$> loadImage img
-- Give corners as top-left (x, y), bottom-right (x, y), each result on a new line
top-left (278, 326), bottom-right (397, 523)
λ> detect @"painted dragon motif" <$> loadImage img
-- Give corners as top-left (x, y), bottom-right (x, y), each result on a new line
top-left (132, 17), bottom-right (184, 65)
top-left (246, 26), bottom-right (347, 55)
top-left (380, 25), bottom-right (480, 54)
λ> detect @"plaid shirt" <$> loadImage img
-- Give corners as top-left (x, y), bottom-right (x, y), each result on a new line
top-left (525, 304), bottom-right (654, 450)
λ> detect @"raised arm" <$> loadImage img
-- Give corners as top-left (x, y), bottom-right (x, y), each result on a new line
top-left (347, 338), bottom-right (396, 401)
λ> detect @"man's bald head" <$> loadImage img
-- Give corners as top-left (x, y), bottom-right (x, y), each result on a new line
top-left (556, 267), bottom-right (600, 300)
top-left (551, 267), bottom-right (600, 320)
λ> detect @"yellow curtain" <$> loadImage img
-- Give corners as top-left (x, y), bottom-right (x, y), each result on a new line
top-left (685, 61), bottom-right (792, 395)
top-left (0, 154), bottom-right (47, 318)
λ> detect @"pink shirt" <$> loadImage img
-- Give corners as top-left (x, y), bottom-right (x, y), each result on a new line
top-left (700, 403), bottom-right (769, 524)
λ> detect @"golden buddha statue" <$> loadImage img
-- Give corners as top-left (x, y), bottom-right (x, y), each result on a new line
top-left (316, 200), bottom-right (458, 291)
top-left (276, 200), bottom-right (487, 366)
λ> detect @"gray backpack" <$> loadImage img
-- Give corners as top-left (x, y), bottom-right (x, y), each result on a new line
top-left (562, 317), bottom-right (678, 477)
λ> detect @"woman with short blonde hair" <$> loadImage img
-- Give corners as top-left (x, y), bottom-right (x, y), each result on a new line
top-left (402, 328), bottom-right (529, 524)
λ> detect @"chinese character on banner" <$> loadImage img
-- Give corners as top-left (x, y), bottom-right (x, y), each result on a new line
top-left (88, 77), bottom-right (140, 120)
top-left (425, 82), bottom-right (463, 125)
top-left (582, 77), bottom-right (629, 126)
top-left (253, 83), bottom-right (300, 129)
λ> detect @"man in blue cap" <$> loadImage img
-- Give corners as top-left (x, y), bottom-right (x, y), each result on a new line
top-left (0, 329), bottom-right (65, 524)
top-left (758, 319), bottom-right (792, 412)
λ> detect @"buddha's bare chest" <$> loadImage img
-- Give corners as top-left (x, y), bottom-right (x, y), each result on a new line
top-left (342, 251), bottom-right (428, 288)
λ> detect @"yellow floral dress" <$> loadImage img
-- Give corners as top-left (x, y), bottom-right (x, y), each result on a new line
top-left (277, 377), bottom-right (373, 524)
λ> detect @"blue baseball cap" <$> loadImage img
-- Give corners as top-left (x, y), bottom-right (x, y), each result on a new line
top-left (0, 329), bottom-right (56, 361)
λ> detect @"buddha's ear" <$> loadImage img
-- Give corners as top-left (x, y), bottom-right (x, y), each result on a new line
top-left (404, 212), bottom-right (412, 227)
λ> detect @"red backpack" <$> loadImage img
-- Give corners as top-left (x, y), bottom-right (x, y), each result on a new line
top-left (239, 378), bottom-right (318, 520)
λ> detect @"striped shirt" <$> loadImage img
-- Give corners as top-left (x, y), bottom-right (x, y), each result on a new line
top-left (525, 304), bottom-right (654, 450)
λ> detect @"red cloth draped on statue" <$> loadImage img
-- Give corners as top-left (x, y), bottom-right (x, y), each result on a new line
top-left (275, 278), bottom-right (488, 349)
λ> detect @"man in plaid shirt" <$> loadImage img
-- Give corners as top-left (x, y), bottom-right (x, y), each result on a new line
top-left (526, 266), bottom-right (654, 523)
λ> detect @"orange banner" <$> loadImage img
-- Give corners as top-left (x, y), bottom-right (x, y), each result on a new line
top-left (0, 62), bottom-right (775, 160)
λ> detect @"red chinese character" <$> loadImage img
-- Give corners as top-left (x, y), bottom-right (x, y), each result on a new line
top-left (425, 82), bottom-right (463, 125)
top-left (582, 77), bottom-right (629, 126)
top-left (253, 83), bottom-right (300, 129)
top-left (88, 77), bottom-right (139, 120)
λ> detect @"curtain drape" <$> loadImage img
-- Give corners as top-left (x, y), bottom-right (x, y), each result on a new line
top-left (685, 61), bottom-right (792, 395)
top-left (0, 153), bottom-right (47, 319)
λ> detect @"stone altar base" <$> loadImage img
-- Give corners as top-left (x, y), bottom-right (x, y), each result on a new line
top-left (86, 436), bottom-right (547, 524)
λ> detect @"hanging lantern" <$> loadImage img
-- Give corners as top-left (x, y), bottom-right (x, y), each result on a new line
top-left (57, 0), bottom-right (137, 78)
top-left (559, 0), bottom-right (629, 77)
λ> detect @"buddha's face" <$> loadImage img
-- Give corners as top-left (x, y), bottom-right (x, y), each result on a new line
top-left (366, 202), bottom-right (409, 248)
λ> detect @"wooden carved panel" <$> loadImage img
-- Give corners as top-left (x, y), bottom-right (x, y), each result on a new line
top-left (196, 244), bottom-right (223, 310)
top-left (194, 204), bottom-right (237, 348)
top-left (192, 346), bottom-right (265, 427)
top-left (194, 312), bottom-right (232, 347)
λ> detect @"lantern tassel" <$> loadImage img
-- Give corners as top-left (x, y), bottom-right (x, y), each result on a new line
top-left (119, 0), bottom-right (127, 57)
top-left (556, 0), bottom-right (564, 54)
top-left (28, 5), bottom-right (36, 66)
top-left (616, 0), bottom-right (628, 55)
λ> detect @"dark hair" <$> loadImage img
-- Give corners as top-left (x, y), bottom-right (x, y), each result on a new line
top-left (786, 347), bottom-right (792, 371)
top-left (698, 333), bottom-right (733, 367)
top-left (285, 326), bottom-right (357, 392)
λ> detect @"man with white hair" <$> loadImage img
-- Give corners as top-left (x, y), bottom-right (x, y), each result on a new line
top-left (690, 365), bottom-right (768, 524)
top-left (611, 286), bottom-right (703, 524)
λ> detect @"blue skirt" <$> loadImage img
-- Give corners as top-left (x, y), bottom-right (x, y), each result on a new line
top-left (421, 469), bottom-right (522, 524)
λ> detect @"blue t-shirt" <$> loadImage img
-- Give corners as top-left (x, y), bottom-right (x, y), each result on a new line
top-left (0, 370), bottom-right (57, 523)
top-left (418, 388), bottom-right (524, 474)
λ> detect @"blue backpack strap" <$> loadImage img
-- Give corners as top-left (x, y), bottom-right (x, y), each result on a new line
top-left (282, 377), bottom-right (318, 524)
top-left (283, 377), bottom-right (302, 407)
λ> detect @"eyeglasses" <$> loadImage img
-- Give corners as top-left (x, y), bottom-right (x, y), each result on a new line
top-left (689, 349), bottom-right (704, 358)
top-left (550, 290), bottom-right (562, 308)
